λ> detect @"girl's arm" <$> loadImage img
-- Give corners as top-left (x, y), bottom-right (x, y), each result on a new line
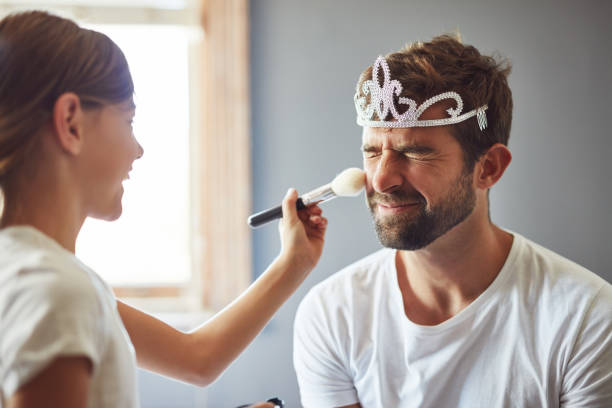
top-left (7, 357), bottom-right (91, 408)
top-left (118, 189), bottom-right (328, 386)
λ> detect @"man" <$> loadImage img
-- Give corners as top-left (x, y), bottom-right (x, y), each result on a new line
top-left (293, 35), bottom-right (612, 407)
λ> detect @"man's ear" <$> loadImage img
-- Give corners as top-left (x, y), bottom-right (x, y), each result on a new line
top-left (475, 143), bottom-right (512, 190)
top-left (52, 93), bottom-right (85, 155)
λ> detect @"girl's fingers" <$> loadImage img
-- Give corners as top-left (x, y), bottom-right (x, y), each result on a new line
top-left (281, 188), bottom-right (299, 225)
top-left (298, 204), bottom-right (322, 222)
top-left (309, 215), bottom-right (322, 224)
top-left (308, 217), bottom-right (328, 235)
top-left (317, 218), bottom-right (328, 230)
top-left (306, 205), bottom-right (323, 216)
top-left (298, 204), bottom-right (321, 221)
top-left (296, 204), bottom-right (327, 235)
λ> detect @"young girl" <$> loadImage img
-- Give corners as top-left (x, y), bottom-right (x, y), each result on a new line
top-left (0, 10), bottom-right (327, 408)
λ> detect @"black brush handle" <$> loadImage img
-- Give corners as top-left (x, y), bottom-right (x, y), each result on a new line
top-left (248, 198), bottom-right (306, 228)
top-left (235, 397), bottom-right (284, 408)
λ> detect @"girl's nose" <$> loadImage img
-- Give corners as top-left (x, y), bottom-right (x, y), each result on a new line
top-left (136, 141), bottom-right (144, 159)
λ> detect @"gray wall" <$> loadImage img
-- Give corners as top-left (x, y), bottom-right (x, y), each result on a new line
top-left (142, 0), bottom-right (612, 406)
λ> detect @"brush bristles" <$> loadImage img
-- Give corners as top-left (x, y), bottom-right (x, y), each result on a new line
top-left (331, 168), bottom-right (366, 196)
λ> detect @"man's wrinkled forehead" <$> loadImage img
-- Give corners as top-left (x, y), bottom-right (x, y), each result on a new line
top-left (361, 126), bottom-right (420, 146)
top-left (360, 102), bottom-right (457, 148)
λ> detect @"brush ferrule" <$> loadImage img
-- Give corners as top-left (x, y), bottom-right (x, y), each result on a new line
top-left (301, 183), bottom-right (336, 205)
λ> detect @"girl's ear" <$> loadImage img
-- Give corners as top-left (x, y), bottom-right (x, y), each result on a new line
top-left (52, 93), bottom-right (86, 155)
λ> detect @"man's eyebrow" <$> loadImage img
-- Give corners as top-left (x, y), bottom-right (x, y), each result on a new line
top-left (395, 145), bottom-right (436, 154)
top-left (361, 144), bottom-right (378, 152)
top-left (361, 143), bottom-right (436, 154)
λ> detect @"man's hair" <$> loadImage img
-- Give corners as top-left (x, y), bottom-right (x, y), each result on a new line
top-left (356, 34), bottom-right (513, 170)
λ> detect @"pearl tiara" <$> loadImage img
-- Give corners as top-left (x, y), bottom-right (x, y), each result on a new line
top-left (354, 56), bottom-right (488, 130)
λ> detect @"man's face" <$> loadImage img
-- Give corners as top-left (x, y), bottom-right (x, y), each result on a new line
top-left (362, 108), bottom-right (477, 250)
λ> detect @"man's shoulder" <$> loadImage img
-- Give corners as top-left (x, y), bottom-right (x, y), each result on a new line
top-left (301, 248), bottom-right (393, 309)
top-left (512, 233), bottom-right (611, 316)
top-left (295, 248), bottom-right (394, 340)
top-left (316, 247), bottom-right (391, 288)
top-left (515, 233), bottom-right (609, 291)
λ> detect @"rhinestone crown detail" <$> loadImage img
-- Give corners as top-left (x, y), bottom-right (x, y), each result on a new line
top-left (354, 56), bottom-right (488, 130)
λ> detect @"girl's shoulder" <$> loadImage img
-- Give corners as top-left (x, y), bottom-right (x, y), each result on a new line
top-left (0, 225), bottom-right (107, 318)
top-left (0, 225), bottom-right (88, 283)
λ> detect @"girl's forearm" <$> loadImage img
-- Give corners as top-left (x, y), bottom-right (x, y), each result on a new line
top-left (188, 256), bottom-right (307, 384)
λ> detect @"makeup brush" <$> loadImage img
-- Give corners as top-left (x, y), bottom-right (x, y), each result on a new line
top-left (247, 167), bottom-right (366, 228)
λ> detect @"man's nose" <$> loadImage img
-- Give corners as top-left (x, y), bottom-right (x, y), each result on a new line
top-left (371, 151), bottom-right (403, 193)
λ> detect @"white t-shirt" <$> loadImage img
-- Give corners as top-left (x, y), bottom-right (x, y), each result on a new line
top-left (0, 226), bottom-right (139, 407)
top-left (294, 232), bottom-right (612, 407)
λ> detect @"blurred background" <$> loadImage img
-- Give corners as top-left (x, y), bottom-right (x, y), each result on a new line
top-left (2, 0), bottom-right (611, 406)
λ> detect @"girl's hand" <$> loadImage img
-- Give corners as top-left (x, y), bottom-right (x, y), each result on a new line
top-left (277, 188), bottom-right (328, 276)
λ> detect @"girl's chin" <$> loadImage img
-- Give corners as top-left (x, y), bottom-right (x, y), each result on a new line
top-left (88, 191), bottom-right (124, 221)
top-left (90, 207), bottom-right (122, 221)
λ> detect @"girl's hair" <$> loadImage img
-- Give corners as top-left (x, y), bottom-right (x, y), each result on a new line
top-left (0, 10), bottom-right (133, 214)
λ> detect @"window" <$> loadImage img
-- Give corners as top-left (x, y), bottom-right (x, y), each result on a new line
top-left (1, 0), bottom-right (252, 313)
top-left (77, 24), bottom-right (193, 288)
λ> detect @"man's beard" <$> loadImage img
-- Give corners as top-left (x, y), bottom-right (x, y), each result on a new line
top-left (367, 168), bottom-right (476, 250)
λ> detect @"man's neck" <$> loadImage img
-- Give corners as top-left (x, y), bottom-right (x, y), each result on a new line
top-left (395, 214), bottom-right (513, 326)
